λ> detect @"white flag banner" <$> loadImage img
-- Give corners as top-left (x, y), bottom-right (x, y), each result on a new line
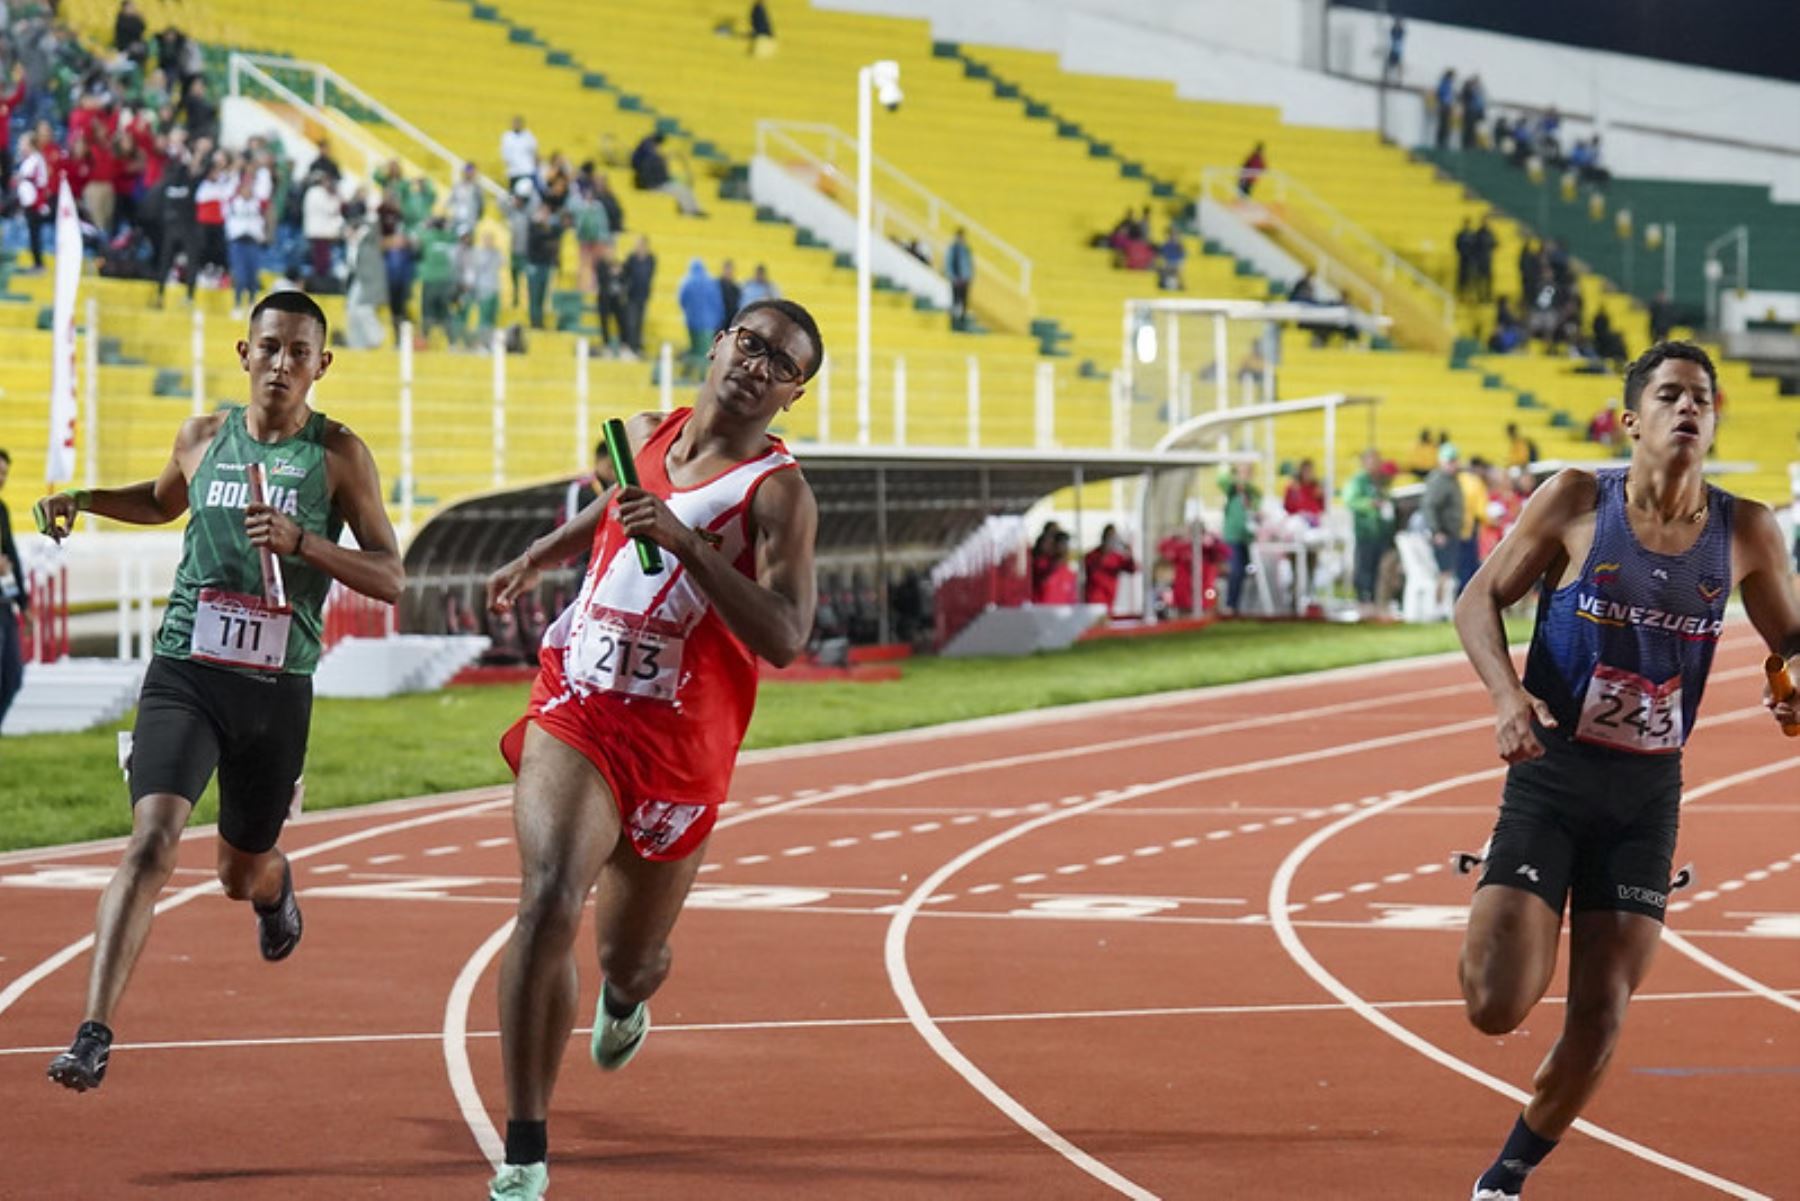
top-left (46, 178), bottom-right (82, 485)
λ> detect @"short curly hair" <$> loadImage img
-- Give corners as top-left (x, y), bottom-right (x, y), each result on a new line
top-left (1623, 340), bottom-right (1715, 412)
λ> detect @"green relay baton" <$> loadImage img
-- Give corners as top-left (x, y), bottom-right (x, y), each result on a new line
top-left (605, 417), bottom-right (664, 575)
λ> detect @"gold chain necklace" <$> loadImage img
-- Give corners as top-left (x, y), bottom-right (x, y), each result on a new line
top-left (1625, 470), bottom-right (1707, 525)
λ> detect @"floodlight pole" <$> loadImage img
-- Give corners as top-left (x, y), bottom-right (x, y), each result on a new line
top-left (856, 63), bottom-right (873, 447)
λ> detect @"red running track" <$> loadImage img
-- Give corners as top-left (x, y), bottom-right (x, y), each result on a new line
top-left (2, 635), bottom-right (1797, 1199)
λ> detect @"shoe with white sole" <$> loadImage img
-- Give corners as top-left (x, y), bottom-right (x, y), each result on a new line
top-left (589, 985), bottom-right (649, 1071)
top-left (487, 1161), bottom-right (547, 1200)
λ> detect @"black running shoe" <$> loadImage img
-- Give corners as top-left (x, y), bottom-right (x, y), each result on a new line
top-left (255, 860), bottom-right (303, 962)
top-left (47, 1021), bottom-right (113, 1092)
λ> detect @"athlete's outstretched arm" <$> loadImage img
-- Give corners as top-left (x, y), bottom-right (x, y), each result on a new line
top-left (1733, 500), bottom-right (1800, 726)
top-left (252, 424), bottom-right (404, 603)
top-left (1454, 469), bottom-right (1595, 763)
top-left (484, 411), bottom-right (660, 613)
top-left (617, 467), bottom-right (818, 666)
top-left (33, 417), bottom-right (211, 538)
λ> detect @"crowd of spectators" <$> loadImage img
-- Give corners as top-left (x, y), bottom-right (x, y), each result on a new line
top-left (0, 2), bottom-right (785, 361)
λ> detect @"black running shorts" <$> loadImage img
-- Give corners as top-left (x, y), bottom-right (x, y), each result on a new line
top-left (1478, 725), bottom-right (1682, 922)
top-left (128, 655), bottom-right (313, 855)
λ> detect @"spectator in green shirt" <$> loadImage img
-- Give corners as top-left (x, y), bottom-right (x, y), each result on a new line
top-left (1342, 450), bottom-right (1397, 617)
top-left (416, 216), bottom-right (458, 345)
top-left (1218, 462), bottom-right (1261, 615)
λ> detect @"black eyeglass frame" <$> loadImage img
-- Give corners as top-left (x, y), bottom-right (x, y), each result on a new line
top-left (726, 325), bottom-right (805, 385)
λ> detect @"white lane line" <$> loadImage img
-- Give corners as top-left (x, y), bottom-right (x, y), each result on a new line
top-left (308, 864), bottom-right (349, 876)
top-left (0, 796), bottom-right (511, 1023)
top-left (1267, 768), bottom-right (1771, 1200)
top-left (782, 846), bottom-right (816, 858)
top-left (368, 853), bottom-right (405, 865)
top-left (10, 984), bottom-right (1791, 1058)
top-left (424, 846), bottom-right (461, 858)
top-left (881, 712), bottom-right (1504, 1200)
top-left (1661, 929), bottom-right (1800, 1016)
top-left (476, 837), bottom-right (512, 849)
top-left (442, 917), bottom-right (515, 1168)
top-left (736, 854), bottom-right (771, 866)
top-left (1656, 755), bottom-right (1800, 1013)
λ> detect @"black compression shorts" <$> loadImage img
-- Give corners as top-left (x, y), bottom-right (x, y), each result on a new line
top-left (128, 655), bottom-right (313, 855)
top-left (1478, 725), bottom-right (1682, 922)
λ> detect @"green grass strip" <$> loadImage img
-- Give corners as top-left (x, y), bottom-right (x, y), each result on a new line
top-left (0, 620), bottom-right (1518, 851)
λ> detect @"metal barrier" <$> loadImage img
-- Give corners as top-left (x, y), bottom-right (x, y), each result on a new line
top-left (322, 582), bottom-right (398, 647)
top-left (25, 566), bottom-right (70, 664)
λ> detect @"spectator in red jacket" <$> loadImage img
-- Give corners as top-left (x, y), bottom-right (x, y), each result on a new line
top-left (1238, 141), bottom-right (1267, 197)
top-left (1030, 523), bottom-right (1078, 605)
top-left (1082, 524), bottom-right (1137, 614)
top-left (0, 64), bottom-right (26, 200)
top-left (1283, 458), bottom-right (1326, 523)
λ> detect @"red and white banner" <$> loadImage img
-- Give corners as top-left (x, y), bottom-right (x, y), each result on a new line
top-left (45, 178), bottom-right (82, 484)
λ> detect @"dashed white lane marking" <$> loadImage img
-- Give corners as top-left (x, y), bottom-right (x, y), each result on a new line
top-left (367, 853), bottom-right (404, 865)
top-left (1669, 850), bottom-right (1800, 914)
top-left (870, 830), bottom-right (902, 842)
top-left (424, 846), bottom-right (461, 858)
top-left (475, 837), bottom-right (511, 849)
top-left (309, 863), bottom-right (349, 875)
top-left (737, 854), bottom-right (770, 866)
top-left (938, 795), bottom-right (1399, 906)
top-left (782, 846), bottom-right (816, 858)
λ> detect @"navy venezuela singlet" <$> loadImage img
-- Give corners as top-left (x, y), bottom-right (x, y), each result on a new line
top-left (1521, 469), bottom-right (1734, 754)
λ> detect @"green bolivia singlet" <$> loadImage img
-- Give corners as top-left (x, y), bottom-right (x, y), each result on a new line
top-left (155, 405), bottom-right (344, 675)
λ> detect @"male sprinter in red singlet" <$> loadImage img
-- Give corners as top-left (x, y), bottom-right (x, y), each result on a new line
top-left (1453, 341), bottom-right (1800, 1199)
top-left (36, 291), bottom-right (404, 1092)
top-left (481, 298), bottom-right (821, 1200)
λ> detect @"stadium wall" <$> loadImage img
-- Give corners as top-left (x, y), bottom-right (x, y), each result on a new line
top-left (824, 1), bottom-right (1800, 200)
top-left (1326, 8), bottom-right (1800, 200)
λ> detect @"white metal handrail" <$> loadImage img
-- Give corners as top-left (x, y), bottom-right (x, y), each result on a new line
top-left (1199, 177), bottom-right (1387, 321)
top-left (757, 119), bottom-right (1033, 299)
top-left (228, 53), bottom-right (509, 205)
top-left (1203, 165), bottom-right (1455, 330)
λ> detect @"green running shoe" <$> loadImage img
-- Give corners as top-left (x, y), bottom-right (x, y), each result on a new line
top-left (590, 985), bottom-right (649, 1071)
top-left (487, 1161), bottom-right (547, 1200)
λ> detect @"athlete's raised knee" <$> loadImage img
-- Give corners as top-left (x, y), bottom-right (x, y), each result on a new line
top-left (215, 851), bottom-right (273, 901)
top-left (600, 941), bottom-right (671, 1001)
top-left (1460, 963), bottom-right (1535, 1035)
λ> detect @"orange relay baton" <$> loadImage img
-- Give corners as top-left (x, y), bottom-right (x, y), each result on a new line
top-left (1766, 654), bottom-right (1798, 737)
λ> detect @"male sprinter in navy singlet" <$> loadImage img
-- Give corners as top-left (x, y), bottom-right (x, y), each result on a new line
top-left (1453, 341), bottom-right (1800, 1199)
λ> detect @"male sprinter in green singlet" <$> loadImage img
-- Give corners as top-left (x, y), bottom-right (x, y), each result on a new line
top-left (37, 291), bottom-right (404, 1092)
